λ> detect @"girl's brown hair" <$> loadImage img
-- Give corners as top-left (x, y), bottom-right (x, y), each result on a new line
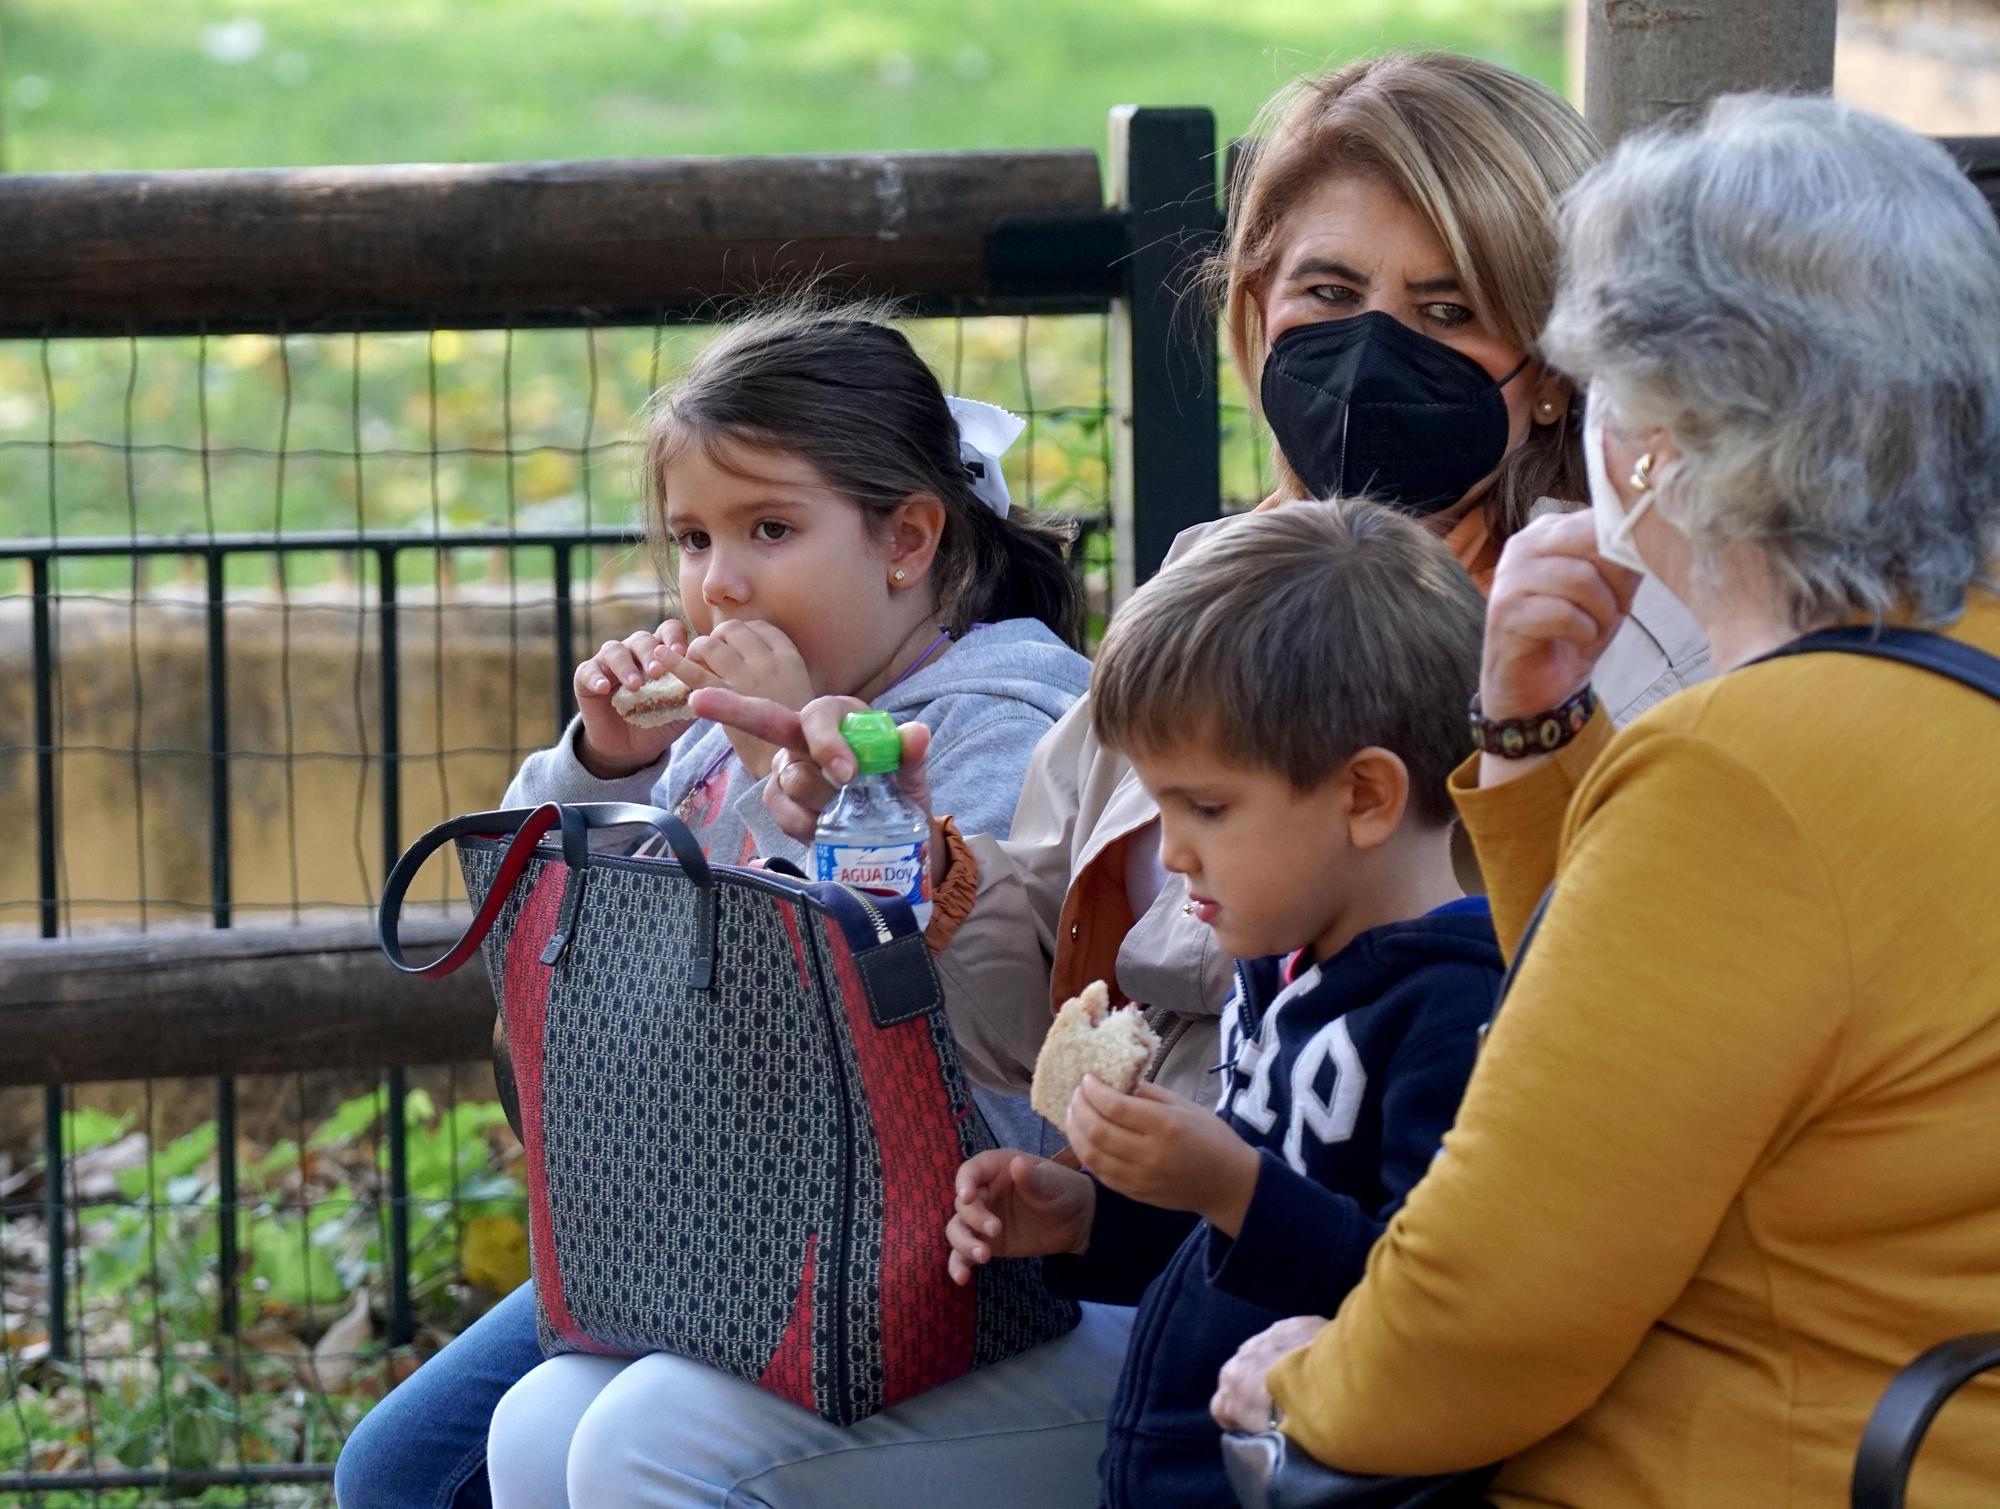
top-left (645, 305), bottom-right (1082, 646)
top-left (1214, 51), bottom-right (1601, 536)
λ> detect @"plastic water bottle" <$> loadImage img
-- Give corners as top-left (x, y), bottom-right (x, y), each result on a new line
top-left (814, 710), bottom-right (932, 928)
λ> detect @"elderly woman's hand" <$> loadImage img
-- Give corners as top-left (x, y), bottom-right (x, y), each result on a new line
top-left (1481, 511), bottom-right (1642, 724)
top-left (1211, 1315), bottom-right (1330, 1433)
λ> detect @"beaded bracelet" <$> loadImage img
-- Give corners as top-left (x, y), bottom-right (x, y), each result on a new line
top-left (1468, 684), bottom-right (1597, 758)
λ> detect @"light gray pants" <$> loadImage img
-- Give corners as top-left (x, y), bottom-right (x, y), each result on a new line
top-left (486, 1302), bottom-right (1131, 1508)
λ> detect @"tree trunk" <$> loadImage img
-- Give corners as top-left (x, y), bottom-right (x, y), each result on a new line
top-left (1584, 0), bottom-right (1839, 144)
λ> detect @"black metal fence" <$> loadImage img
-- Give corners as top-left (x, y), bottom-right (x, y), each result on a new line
top-left (0, 110), bottom-right (1237, 1502)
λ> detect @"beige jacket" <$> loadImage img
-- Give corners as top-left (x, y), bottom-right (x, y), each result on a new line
top-left (936, 510), bottom-right (1712, 1107)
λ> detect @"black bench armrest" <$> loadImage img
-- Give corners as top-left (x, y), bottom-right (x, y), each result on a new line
top-left (1852, 1330), bottom-right (2000, 1509)
top-left (1220, 1431), bottom-right (1492, 1508)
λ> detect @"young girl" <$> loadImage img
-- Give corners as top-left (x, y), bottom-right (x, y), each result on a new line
top-left (334, 306), bottom-right (1092, 1509)
top-left (507, 308), bottom-right (1086, 873)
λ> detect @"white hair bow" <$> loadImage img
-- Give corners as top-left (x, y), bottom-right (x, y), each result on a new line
top-left (945, 395), bottom-right (1027, 518)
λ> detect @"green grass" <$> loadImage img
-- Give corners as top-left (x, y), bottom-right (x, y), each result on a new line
top-left (0, 0), bottom-right (1563, 171)
top-left (0, 0), bottom-right (1563, 547)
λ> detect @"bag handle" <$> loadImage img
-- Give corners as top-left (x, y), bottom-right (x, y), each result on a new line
top-left (568, 802), bottom-right (712, 886)
top-left (569, 802), bottom-right (718, 989)
top-left (379, 802), bottom-right (713, 981)
top-left (381, 803), bottom-right (581, 977)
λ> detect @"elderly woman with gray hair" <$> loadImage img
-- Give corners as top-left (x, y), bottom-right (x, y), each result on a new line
top-left (1212, 94), bottom-right (2000, 1504)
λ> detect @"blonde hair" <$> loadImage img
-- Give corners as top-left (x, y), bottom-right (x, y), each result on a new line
top-left (1215, 51), bottom-right (1600, 535)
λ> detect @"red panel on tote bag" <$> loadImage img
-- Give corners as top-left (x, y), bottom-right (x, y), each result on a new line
top-left (380, 801), bottom-right (1078, 1426)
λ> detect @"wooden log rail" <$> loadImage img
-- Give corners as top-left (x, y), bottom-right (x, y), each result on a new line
top-left (0, 920), bottom-right (493, 1086)
top-left (0, 149), bottom-right (1117, 337)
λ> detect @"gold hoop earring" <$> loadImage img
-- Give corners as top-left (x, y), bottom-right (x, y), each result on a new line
top-left (1629, 452), bottom-right (1656, 494)
top-left (892, 569), bottom-right (908, 583)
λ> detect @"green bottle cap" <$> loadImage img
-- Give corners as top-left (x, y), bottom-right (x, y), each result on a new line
top-left (839, 710), bottom-right (902, 776)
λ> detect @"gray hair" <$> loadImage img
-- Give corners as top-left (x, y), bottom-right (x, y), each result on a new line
top-left (1542, 93), bottom-right (2000, 627)
top-left (1090, 500), bottom-right (1483, 827)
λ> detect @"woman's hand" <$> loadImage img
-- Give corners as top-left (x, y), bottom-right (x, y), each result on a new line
top-left (573, 618), bottom-right (695, 779)
top-left (1210, 1315), bottom-right (1330, 1433)
top-left (688, 688), bottom-right (936, 847)
top-left (945, 1149), bottom-right (1096, 1286)
top-left (681, 621), bottom-right (815, 780)
top-left (1481, 512), bottom-right (1641, 724)
top-left (1065, 1077), bottom-right (1262, 1237)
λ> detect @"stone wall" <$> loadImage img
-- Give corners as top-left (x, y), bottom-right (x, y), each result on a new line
top-left (2, 578), bottom-right (671, 934)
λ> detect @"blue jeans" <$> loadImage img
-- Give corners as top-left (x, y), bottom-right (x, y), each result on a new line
top-left (335, 1282), bottom-right (542, 1509)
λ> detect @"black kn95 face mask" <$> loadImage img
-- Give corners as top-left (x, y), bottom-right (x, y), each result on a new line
top-left (1260, 310), bottom-right (1528, 516)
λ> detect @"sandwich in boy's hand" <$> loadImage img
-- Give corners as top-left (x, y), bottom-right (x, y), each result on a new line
top-left (611, 673), bottom-right (693, 729)
top-left (1030, 980), bottom-right (1160, 1124)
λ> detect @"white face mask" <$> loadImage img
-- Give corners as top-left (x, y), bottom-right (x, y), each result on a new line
top-left (1583, 391), bottom-right (1656, 575)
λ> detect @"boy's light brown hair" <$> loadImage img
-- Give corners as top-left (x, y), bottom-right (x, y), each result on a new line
top-left (1091, 500), bottom-right (1483, 827)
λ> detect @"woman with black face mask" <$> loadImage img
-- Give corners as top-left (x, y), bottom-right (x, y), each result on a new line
top-left (703, 50), bottom-right (1711, 1110)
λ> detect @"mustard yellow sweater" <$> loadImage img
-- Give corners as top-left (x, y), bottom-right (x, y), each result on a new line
top-left (1269, 593), bottom-right (2000, 1507)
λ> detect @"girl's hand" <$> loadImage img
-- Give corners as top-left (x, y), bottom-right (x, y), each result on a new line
top-left (574, 619), bottom-right (696, 779)
top-left (681, 621), bottom-right (814, 781)
top-left (945, 1149), bottom-right (1096, 1286)
top-left (1210, 1315), bottom-right (1330, 1434)
top-left (1065, 1078), bottom-right (1262, 1237)
top-left (688, 689), bottom-right (936, 848)
top-left (1481, 512), bottom-right (1641, 724)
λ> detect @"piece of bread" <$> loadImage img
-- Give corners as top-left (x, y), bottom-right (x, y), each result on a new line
top-left (611, 673), bottom-right (693, 729)
top-left (1029, 980), bottom-right (1160, 1125)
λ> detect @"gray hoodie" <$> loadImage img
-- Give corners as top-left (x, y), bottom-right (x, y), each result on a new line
top-left (503, 617), bottom-right (1090, 1154)
top-left (502, 616), bottom-right (1092, 868)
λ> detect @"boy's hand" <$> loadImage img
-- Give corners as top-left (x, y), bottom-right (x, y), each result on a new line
top-left (681, 621), bottom-right (814, 779)
top-left (574, 618), bottom-right (697, 779)
top-left (945, 1149), bottom-right (1096, 1286)
top-left (1066, 1078), bottom-right (1261, 1237)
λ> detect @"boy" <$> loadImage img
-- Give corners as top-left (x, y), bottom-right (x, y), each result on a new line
top-left (945, 500), bottom-right (1505, 1508)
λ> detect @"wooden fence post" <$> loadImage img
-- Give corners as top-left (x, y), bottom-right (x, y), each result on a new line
top-left (1584, 0), bottom-right (1838, 144)
top-left (1108, 107), bottom-right (1222, 593)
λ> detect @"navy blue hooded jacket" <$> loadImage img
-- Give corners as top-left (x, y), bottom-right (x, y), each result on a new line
top-left (1045, 897), bottom-right (1502, 1509)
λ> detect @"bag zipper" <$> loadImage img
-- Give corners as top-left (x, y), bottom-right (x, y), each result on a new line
top-left (839, 883), bottom-right (894, 946)
top-left (814, 884), bottom-right (907, 1420)
top-left (580, 844), bottom-right (905, 948)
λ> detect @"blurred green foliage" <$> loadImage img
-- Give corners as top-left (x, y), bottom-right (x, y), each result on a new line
top-left (0, 0), bottom-right (1562, 171)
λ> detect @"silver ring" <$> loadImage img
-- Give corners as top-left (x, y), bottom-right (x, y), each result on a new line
top-left (778, 752), bottom-right (811, 790)
top-left (1266, 1401), bottom-right (1285, 1433)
